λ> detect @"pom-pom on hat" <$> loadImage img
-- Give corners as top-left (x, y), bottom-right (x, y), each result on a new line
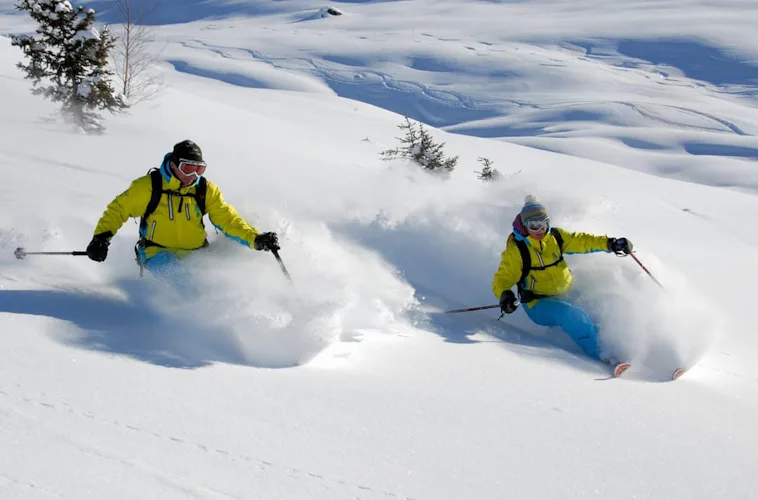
top-left (520, 194), bottom-right (548, 222)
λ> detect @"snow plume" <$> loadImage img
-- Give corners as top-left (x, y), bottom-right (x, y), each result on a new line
top-left (570, 254), bottom-right (722, 380)
top-left (115, 217), bottom-right (418, 369)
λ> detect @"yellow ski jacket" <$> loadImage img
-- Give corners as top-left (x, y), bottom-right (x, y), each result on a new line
top-left (492, 222), bottom-right (610, 305)
top-left (93, 158), bottom-right (259, 262)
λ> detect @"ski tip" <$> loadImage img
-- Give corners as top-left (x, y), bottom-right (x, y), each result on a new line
top-left (613, 362), bottom-right (632, 378)
top-left (671, 368), bottom-right (687, 380)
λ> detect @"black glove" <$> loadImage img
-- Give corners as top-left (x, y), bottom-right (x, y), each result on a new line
top-left (86, 233), bottom-right (111, 262)
top-left (499, 290), bottom-right (520, 314)
top-left (254, 232), bottom-right (279, 252)
top-left (608, 237), bottom-right (633, 256)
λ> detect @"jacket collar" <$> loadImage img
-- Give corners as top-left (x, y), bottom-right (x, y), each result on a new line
top-left (160, 152), bottom-right (197, 193)
top-left (512, 214), bottom-right (529, 242)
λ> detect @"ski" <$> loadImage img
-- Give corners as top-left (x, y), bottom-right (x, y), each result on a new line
top-left (595, 362), bottom-right (631, 380)
top-left (671, 368), bottom-right (687, 381)
top-left (613, 362), bottom-right (632, 378)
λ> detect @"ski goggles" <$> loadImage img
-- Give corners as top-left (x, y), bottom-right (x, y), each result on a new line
top-left (176, 159), bottom-right (207, 178)
top-left (524, 216), bottom-right (550, 232)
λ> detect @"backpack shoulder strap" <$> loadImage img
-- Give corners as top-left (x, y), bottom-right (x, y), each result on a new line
top-left (514, 237), bottom-right (531, 287)
top-left (140, 169), bottom-right (163, 230)
top-left (550, 227), bottom-right (564, 255)
top-left (195, 177), bottom-right (207, 215)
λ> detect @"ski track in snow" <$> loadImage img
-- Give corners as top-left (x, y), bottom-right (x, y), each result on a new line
top-left (624, 102), bottom-right (747, 135)
top-left (0, 386), bottom-right (416, 500)
top-left (0, 474), bottom-right (64, 499)
top-left (178, 39), bottom-right (484, 115)
top-left (172, 34), bottom-right (756, 155)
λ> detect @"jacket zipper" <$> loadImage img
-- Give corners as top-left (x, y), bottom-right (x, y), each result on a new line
top-left (149, 220), bottom-right (157, 240)
top-left (534, 246), bottom-right (546, 267)
top-left (185, 202), bottom-right (191, 220)
top-left (168, 193), bottom-right (174, 220)
top-left (530, 242), bottom-right (546, 291)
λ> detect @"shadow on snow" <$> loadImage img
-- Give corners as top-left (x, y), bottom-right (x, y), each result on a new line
top-left (0, 286), bottom-right (248, 369)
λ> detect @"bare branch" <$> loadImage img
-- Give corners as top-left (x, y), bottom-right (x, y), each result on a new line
top-left (111, 0), bottom-right (164, 105)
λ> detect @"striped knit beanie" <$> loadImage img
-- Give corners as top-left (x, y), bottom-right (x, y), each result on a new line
top-left (520, 194), bottom-right (548, 222)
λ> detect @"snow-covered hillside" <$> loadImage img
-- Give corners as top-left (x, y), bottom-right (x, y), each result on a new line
top-left (1, 1), bottom-right (757, 498)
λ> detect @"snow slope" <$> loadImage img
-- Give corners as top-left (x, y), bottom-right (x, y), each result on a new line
top-left (1, 1), bottom-right (758, 498)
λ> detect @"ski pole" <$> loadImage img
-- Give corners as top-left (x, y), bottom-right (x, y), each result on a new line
top-left (15, 247), bottom-right (88, 260)
top-left (443, 304), bottom-right (500, 314)
top-left (271, 248), bottom-right (292, 281)
top-left (629, 252), bottom-right (664, 290)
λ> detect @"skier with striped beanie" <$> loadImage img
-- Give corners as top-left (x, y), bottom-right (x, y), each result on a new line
top-left (492, 195), bottom-right (634, 376)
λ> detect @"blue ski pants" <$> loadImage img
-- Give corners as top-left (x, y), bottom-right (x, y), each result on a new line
top-left (143, 251), bottom-right (196, 293)
top-left (143, 250), bottom-right (182, 276)
top-left (523, 297), bottom-right (601, 360)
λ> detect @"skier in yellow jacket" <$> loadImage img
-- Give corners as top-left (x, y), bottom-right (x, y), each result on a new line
top-left (492, 195), bottom-right (633, 370)
top-left (86, 140), bottom-right (279, 274)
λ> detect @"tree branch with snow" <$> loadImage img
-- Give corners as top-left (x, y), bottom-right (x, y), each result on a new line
top-left (11, 0), bottom-right (128, 133)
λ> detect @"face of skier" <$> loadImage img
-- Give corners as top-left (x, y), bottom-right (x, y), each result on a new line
top-left (170, 159), bottom-right (207, 187)
top-left (524, 216), bottom-right (549, 240)
top-left (528, 227), bottom-right (547, 240)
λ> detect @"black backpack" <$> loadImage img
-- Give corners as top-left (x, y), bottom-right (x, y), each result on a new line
top-left (514, 227), bottom-right (564, 299)
top-left (134, 169), bottom-right (208, 275)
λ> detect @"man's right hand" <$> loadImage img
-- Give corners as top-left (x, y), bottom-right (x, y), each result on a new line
top-left (86, 233), bottom-right (111, 262)
top-left (499, 290), bottom-right (520, 314)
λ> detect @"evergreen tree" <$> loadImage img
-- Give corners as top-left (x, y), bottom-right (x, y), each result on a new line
top-left (381, 117), bottom-right (458, 173)
top-left (475, 157), bottom-right (501, 181)
top-left (12, 0), bottom-right (127, 132)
